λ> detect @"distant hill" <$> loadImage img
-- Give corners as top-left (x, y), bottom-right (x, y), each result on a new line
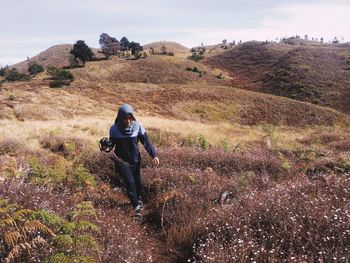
top-left (204, 41), bottom-right (350, 114)
top-left (71, 55), bottom-right (231, 86)
top-left (12, 44), bottom-right (103, 71)
top-left (143, 41), bottom-right (189, 54)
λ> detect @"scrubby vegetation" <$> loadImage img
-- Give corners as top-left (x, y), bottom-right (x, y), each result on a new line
top-left (4, 68), bottom-right (31, 82)
top-left (0, 123), bottom-right (349, 262)
top-left (0, 197), bottom-right (100, 263)
top-left (188, 47), bottom-right (206, 62)
top-left (47, 67), bottom-right (74, 88)
top-left (28, 61), bottom-right (44, 76)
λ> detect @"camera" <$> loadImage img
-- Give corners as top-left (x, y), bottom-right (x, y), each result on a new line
top-left (99, 137), bottom-right (113, 152)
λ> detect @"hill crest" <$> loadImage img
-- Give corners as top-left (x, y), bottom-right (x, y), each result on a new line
top-left (143, 41), bottom-right (189, 53)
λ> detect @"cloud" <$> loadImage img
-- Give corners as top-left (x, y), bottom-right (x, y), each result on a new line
top-left (174, 2), bottom-right (350, 46)
top-left (261, 2), bottom-right (350, 40)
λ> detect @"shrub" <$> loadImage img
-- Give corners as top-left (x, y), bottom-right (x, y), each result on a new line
top-left (181, 134), bottom-right (210, 149)
top-left (135, 52), bottom-right (142, 60)
top-left (186, 67), bottom-right (202, 73)
top-left (80, 150), bottom-right (117, 184)
top-left (191, 176), bottom-right (350, 262)
top-left (47, 67), bottom-right (74, 88)
top-left (28, 61), bottom-right (44, 75)
top-left (0, 138), bottom-right (23, 155)
top-left (40, 133), bottom-right (85, 160)
top-left (187, 54), bottom-right (205, 62)
top-left (5, 68), bottom-right (31, 82)
top-left (28, 157), bottom-right (96, 189)
top-left (0, 66), bottom-right (9, 76)
top-left (147, 128), bottom-right (181, 147)
top-left (198, 134), bottom-right (209, 150)
top-left (28, 157), bottom-right (67, 186)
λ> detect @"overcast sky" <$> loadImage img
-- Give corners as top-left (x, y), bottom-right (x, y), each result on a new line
top-left (1, 0), bottom-right (349, 66)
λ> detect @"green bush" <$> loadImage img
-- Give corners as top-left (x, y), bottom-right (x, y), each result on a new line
top-left (187, 54), bottom-right (205, 62)
top-left (186, 67), bottom-right (202, 73)
top-left (28, 61), bottom-right (44, 75)
top-left (0, 66), bottom-right (8, 76)
top-left (5, 68), bottom-right (31, 82)
top-left (28, 157), bottom-right (96, 189)
top-left (49, 79), bottom-right (71, 88)
top-left (29, 157), bottom-right (67, 185)
top-left (182, 134), bottom-right (210, 149)
top-left (199, 134), bottom-right (209, 150)
top-left (48, 67), bottom-right (74, 88)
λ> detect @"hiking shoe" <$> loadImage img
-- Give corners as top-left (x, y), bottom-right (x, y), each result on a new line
top-left (133, 206), bottom-right (143, 222)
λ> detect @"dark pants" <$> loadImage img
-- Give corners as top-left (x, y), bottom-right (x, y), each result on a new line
top-left (116, 162), bottom-right (142, 208)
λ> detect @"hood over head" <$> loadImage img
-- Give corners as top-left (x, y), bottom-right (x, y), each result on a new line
top-left (115, 103), bottom-right (136, 124)
top-left (115, 103), bottom-right (139, 136)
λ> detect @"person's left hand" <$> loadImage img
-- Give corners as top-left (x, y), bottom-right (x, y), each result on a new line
top-left (153, 157), bottom-right (160, 167)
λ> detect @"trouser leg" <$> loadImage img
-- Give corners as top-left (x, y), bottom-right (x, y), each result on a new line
top-left (117, 163), bottom-right (138, 208)
top-left (133, 163), bottom-right (142, 199)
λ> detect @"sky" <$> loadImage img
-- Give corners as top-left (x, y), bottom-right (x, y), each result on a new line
top-left (1, 0), bottom-right (349, 66)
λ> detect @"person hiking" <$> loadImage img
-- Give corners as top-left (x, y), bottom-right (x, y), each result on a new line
top-left (101, 103), bottom-right (159, 221)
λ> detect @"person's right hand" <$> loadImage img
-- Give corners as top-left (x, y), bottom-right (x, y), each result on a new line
top-left (153, 157), bottom-right (160, 167)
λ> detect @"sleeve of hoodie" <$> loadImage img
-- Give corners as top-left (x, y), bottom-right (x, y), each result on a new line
top-left (138, 123), bottom-right (157, 158)
top-left (109, 125), bottom-right (116, 148)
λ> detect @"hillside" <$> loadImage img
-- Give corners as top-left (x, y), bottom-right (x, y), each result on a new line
top-left (1, 57), bottom-right (349, 128)
top-left (12, 44), bottom-right (104, 71)
top-left (203, 41), bottom-right (350, 114)
top-left (71, 55), bottom-right (232, 86)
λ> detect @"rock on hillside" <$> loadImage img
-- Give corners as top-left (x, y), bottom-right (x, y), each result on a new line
top-left (204, 41), bottom-right (350, 114)
top-left (12, 44), bottom-right (103, 72)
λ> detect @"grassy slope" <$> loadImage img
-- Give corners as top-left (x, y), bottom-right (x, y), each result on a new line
top-left (1, 55), bottom-right (349, 127)
top-left (11, 44), bottom-right (104, 72)
top-left (203, 41), bottom-right (350, 114)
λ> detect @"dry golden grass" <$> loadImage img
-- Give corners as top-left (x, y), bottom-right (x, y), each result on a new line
top-left (2, 110), bottom-right (344, 160)
top-left (71, 55), bottom-right (232, 87)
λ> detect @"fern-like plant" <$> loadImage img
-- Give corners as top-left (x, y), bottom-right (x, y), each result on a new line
top-left (42, 201), bottom-right (100, 263)
top-left (1, 199), bottom-right (100, 263)
top-left (0, 198), bottom-right (55, 262)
